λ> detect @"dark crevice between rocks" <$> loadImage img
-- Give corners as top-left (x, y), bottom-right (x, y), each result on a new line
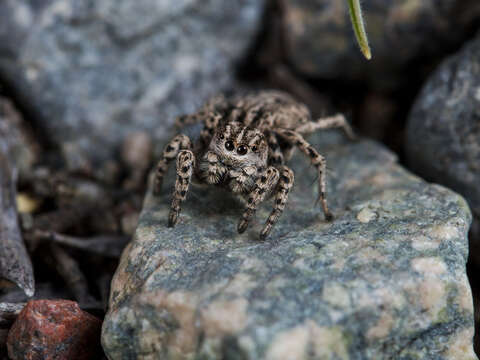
top-left (236, 0), bottom-right (286, 81)
top-left (236, 0), bottom-right (333, 118)
top-left (221, 336), bottom-right (248, 360)
top-left (468, 223), bottom-right (480, 355)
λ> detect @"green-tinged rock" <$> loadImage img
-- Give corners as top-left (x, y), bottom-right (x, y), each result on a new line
top-left (102, 132), bottom-right (476, 360)
top-left (406, 34), bottom-right (480, 264)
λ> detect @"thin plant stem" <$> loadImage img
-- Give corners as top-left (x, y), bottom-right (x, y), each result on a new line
top-left (347, 0), bottom-right (371, 60)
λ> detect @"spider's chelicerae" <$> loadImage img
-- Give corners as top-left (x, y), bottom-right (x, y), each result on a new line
top-left (153, 91), bottom-right (355, 239)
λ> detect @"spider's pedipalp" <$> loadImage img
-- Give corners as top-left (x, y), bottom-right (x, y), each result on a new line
top-left (168, 150), bottom-right (195, 227)
top-left (197, 151), bottom-right (226, 185)
top-left (154, 134), bottom-right (193, 195)
top-left (260, 166), bottom-right (294, 239)
top-left (238, 166), bottom-right (279, 234)
top-left (275, 129), bottom-right (333, 221)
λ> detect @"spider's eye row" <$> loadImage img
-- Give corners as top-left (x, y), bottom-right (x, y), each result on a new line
top-left (251, 146), bottom-right (258, 152)
top-left (237, 145), bottom-right (248, 155)
top-left (225, 140), bottom-right (235, 151)
top-left (219, 134), bottom-right (225, 139)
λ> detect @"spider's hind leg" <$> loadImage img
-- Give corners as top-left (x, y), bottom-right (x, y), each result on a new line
top-left (296, 114), bottom-right (355, 140)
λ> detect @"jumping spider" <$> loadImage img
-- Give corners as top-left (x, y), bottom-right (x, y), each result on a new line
top-left (153, 91), bottom-right (355, 239)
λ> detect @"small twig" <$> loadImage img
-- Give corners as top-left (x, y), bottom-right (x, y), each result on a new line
top-left (31, 203), bottom-right (96, 233)
top-left (35, 231), bottom-right (129, 258)
top-left (49, 244), bottom-right (96, 306)
top-left (22, 204), bottom-right (98, 253)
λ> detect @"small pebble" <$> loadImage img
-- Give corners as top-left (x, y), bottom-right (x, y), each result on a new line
top-left (7, 300), bottom-right (102, 360)
top-left (356, 208), bottom-right (378, 223)
top-left (16, 193), bottom-right (40, 213)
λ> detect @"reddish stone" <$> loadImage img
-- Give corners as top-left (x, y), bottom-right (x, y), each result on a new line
top-left (6, 300), bottom-right (102, 360)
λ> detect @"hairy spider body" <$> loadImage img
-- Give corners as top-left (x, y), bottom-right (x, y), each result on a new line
top-left (154, 91), bottom-right (354, 239)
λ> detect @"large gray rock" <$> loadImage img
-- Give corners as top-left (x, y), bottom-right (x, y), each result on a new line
top-left (0, 0), bottom-right (264, 179)
top-left (406, 34), bottom-right (480, 261)
top-left (282, 0), bottom-right (480, 88)
top-left (0, 98), bottom-right (38, 177)
top-left (102, 132), bottom-right (476, 360)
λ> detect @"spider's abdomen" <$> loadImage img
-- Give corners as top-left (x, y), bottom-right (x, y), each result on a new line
top-left (229, 91), bottom-right (312, 131)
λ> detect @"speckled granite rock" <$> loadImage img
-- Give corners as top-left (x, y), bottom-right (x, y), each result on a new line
top-left (406, 34), bottom-right (480, 262)
top-left (102, 133), bottom-right (476, 360)
top-left (283, 0), bottom-right (480, 88)
top-left (0, 0), bottom-right (264, 179)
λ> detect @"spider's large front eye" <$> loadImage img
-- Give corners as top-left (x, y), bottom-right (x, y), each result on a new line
top-left (237, 145), bottom-right (248, 155)
top-left (225, 140), bottom-right (235, 151)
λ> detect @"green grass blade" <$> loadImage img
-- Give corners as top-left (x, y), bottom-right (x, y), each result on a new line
top-left (347, 0), bottom-right (371, 60)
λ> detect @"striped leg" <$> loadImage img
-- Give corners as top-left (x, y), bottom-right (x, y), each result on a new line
top-left (238, 167), bottom-right (279, 234)
top-left (153, 134), bottom-right (192, 196)
top-left (168, 150), bottom-right (195, 227)
top-left (296, 114), bottom-right (356, 140)
top-left (175, 114), bottom-right (200, 128)
top-left (260, 166), bottom-right (294, 239)
top-left (199, 113), bottom-right (222, 147)
top-left (275, 129), bottom-right (333, 221)
top-left (266, 131), bottom-right (284, 166)
top-left (175, 94), bottom-right (228, 129)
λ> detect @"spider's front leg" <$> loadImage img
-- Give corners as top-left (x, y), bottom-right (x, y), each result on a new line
top-left (168, 150), bottom-right (195, 227)
top-left (260, 166), bottom-right (294, 239)
top-left (266, 131), bottom-right (284, 166)
top-left (275, 129), bottom-right (333, 221)
top-left (237, 167), bottom-right (279, 234)
top-left (153, 134), bottom-right (193, 195)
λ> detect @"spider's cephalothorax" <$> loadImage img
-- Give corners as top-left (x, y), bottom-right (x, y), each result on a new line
top-left (153, 91), bottom-right (355, 239)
